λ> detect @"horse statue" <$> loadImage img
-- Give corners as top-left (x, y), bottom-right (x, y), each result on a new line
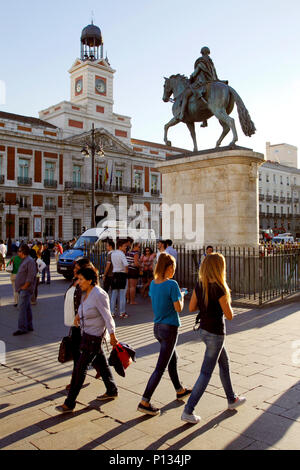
top-left (162, 74), bottom-right (256, 151)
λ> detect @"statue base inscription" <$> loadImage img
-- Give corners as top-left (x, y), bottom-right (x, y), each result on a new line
top-left (157, 147), bottom-right (265, 247)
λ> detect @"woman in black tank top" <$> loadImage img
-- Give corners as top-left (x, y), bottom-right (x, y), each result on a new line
top-left (181, 253), bottom-right (246, 424)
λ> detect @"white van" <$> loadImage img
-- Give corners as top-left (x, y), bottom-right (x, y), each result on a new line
top-left (272, 233), bottom-right (294, 244)
top-left (57, 222), bottom-right (156, 278)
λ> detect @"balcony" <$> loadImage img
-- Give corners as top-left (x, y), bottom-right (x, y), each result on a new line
top-left (287, 197), bottom-right (292, 204)
top-left (44, 179), bottom-right (57, 188)
top-left (65, 181), bottom-right (144, 195)
top-left (151, 189), bottom-right (160, 196)
top-left (265, 195), bottom-right (272, 202)
top-left (294, 197), bottom-right (299, 203)
top-left (45, 204), bottom-right (57, 211)
top-left (0, 175), bottom-right (4, 184)
top-left (65, 181), bottom-right (91, 191)
top-left (17, 177), bottom-right (32, 186)
top-left (273, 195), bottom-right (279, 202)
top-left (19, 204), bottom-right (32, 211)
top-left (280, 197), bottom-right (286, 203)
top-left (259, 212), bottom-right (266, 217)
top-left (259, 194), bottom-right (264, 201)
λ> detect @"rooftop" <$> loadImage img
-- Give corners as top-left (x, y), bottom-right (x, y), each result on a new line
top-left (0, 111), bottom-right (57, 129)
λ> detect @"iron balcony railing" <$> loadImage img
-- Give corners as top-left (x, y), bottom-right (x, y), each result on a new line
top-left (17, 177), bottom-right (32, 186)
top-left (45, 204), bottom-right (57, 211)
top-left (0, 175), bottom-right (4, 184)
top-left (280, 197), bottom-right (286, 203)
top-left (265, 195), bottom-right (272, 201)
top-left (44, 179), bottom-right (58, 188)
top-left (273, 195), bottom-right (279, 202)
top-left (151, 189), bottom-right (160, 196)
top-left (65, 181), bottom-right (144, 195)
top-left (18, 204), bottom-right (32, 211)
top-left (259, 194), bottom-right (264, 201)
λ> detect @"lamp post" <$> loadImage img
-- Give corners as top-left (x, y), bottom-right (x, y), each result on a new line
top-left (81, 124), bottom-right (104, 228)
top-left (1, 196), bottom-right (19, 256)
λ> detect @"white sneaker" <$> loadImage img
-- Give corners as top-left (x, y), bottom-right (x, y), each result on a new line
top-left (181, 411), bottom-right (201, 424)
top-left (228, 396), bottom-right (246, 410)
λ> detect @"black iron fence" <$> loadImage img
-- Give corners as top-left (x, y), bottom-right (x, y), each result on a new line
top-left (84, 242), bottom-right (300, 307)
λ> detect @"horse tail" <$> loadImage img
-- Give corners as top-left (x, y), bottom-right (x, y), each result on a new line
top-left (228, 86), bottom-right (256, 137)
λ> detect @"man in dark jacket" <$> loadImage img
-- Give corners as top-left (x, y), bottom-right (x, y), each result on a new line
top-left (13, 244), bottom-right (37, 335)
top-left (41, 243), bottom-right (51, 284)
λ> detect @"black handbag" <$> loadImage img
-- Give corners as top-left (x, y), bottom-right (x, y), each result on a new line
top-left (80, 331), bottom-right (102, 354)
top-left (58, 329), bottom-right (73, 363)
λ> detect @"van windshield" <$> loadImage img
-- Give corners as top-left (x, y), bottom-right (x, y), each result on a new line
top-left (73, 236), bottom-right (98, 249)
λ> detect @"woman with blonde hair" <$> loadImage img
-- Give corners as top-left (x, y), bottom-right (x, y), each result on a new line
top-left (181, 252), bottom-right (246, 424)
top-left (137, 253), bottom-right (191, 416)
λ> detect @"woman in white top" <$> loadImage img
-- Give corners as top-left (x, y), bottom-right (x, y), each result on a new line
top-left (56, 265), bottom-right (119, 413)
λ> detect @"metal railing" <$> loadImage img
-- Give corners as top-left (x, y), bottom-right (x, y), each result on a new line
top-left (0, 175), bottom-right (4, 184)
top-left (65, 181), bottom-right (144, 195)
top-left (45, 204), bottom-right (57, 211)
top-left (84, 242), bottom-right (300, 307)
top-left (19, 204), bottom-right (32, 211)
top-left (44, 179), bottom-right (57, 188)
top-left (17, 177), bottom-right (32, 186)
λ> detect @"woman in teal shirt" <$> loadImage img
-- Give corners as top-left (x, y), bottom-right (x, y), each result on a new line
top-left (137, 253), bottom-right (191, 416)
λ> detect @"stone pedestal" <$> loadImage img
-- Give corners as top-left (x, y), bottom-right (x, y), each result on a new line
top-left (157, 146), bottom-right (265, 247)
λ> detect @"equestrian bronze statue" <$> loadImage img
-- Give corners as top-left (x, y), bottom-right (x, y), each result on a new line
top-left (163, 47), bottom-right (256, 151)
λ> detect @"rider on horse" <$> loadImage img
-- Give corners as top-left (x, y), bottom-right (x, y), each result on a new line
top-left (179, 47), bottom-right (220, 127)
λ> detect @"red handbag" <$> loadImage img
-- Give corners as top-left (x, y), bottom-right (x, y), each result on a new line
top-left (114, 343), bottom-right (132, 370)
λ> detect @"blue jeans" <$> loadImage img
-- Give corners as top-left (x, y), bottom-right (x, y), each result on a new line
top-left (42, 265), bottom-right (50, 283)
top-left (110, 287), bottom-right (127, 315)
top-left (18, 290), bottom-right (33, 332)
top-left (142, 323), bottom-right (182, 402)
top-left (185, 329), bottom-right (236, 414)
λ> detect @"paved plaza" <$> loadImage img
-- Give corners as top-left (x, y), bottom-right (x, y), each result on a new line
top-left (0, 261), bottom-right (300, 451)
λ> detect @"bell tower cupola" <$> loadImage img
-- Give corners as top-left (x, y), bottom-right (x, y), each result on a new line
top-left (80, 21), bottom-right (103, 61)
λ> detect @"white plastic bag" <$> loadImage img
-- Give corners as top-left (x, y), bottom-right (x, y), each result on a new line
top-left (64, 286), bottom-right (76, 326)
top-left (36, 258), bottom-right (47, 274)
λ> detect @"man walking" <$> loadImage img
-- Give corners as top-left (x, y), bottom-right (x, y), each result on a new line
top-left (13, 244), bottom-right (37, 336)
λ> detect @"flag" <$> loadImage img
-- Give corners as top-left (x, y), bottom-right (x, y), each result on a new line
top-left (109, 160), bottom-right (114, 187)
top-left (104, 162), bottom-right (109, 183)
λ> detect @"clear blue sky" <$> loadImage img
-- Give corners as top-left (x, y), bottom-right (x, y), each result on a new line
top-left (1, 0), bottom-right (299, 165)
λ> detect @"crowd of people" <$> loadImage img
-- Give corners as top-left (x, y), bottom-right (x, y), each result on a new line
top-left (2, 238), bottom-right (247, 424)
top-left (1, 240), bottom-right (65, 310)
top-left (101, 238), bottom-right (178, 318)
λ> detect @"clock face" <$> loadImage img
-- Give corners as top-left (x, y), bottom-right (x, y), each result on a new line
top-left (95, 77), bottom-right (106, 94)
top-left (75, 78), bottom-right (83, 94)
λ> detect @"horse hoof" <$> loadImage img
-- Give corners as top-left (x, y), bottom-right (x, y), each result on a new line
top-left (229, 142), bottom-right (237, 149)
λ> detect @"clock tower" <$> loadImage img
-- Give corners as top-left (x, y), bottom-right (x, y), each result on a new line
top-left (69, 22), bottom-right (115, 120)
top-left (39, 22), bottom-right (131, 142)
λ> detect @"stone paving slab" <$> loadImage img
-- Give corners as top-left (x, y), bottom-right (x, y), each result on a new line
top-left (1, 264), bottom-right (300, 450)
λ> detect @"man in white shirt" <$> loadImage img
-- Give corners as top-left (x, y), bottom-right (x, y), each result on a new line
top-left (110, 239), bottom-right (129, 318)
top-left (0, 240), bottom-right (7, 271)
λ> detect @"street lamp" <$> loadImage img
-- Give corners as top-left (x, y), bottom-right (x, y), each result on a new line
top-left (1, 196), bottom-right (20, 255)
top-left (81, 124), bottom-right (105, 228)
